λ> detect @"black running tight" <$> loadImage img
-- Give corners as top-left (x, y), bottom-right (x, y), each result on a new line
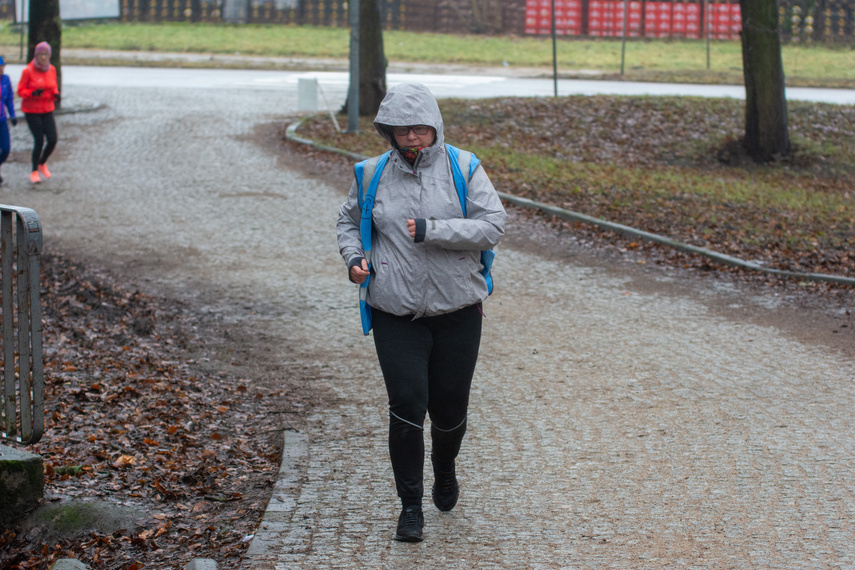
top-left (371, 304), bottom-right (483, 505)
top-left (25, 112), bottom-right (57, 172)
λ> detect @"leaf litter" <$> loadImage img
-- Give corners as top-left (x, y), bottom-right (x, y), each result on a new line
top-left (1, 253), bottom-right (314, 569)
top-left (296, 95), bottom-right (855, 291)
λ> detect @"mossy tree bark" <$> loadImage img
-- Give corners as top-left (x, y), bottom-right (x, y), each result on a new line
top-left (739, 0), bottom-right (789, 162)
top-left (344, 0), bottom-right (387, 118)
top-left (358, 0), bottom-right (386, 116)
top-left (27, 0), bottom-right (62, 110)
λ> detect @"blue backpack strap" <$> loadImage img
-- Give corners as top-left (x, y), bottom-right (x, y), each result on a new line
top-left (446, 144), bottom-right (482, 217)
top-left (357, 152), bottom-right (390, 259)
top-left (354, 160), bottom-right (369, 210)
top-left (354, 151), bottom-right (391, 334)
top-left (446, 144), bottom-right (493, 295)
top-left (446, 144), bottom-right (468, 217)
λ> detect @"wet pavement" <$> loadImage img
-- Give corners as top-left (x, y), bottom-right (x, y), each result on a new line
top-left (4, 50), bottom-right (855, 103)
top-left (1, 61), bottom-right (853, 568)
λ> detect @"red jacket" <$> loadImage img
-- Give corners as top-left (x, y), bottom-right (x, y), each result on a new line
top-left (17, 62), bottom-right (58, 114)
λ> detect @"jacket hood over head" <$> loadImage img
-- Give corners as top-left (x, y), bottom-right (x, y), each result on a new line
top-left (374, 83), bottom-right (445, 151)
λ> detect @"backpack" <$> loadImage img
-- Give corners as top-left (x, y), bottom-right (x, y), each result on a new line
top-left (354, 143), bottom-right (496, 335)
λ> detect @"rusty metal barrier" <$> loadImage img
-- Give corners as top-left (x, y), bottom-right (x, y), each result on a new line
top-left (0, 205), bottom-right (44, 445)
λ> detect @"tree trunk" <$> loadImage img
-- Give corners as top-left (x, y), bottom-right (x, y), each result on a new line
top-left (28, 0), bottom-right (62, 110)
top-left (358, 0), bottom-right (386, 116)
top-left (739, 0), bottom-right (789, 162)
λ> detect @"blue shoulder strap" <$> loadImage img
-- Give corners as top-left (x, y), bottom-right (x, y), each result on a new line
top-left (445, 144), bottom-right (481, 218)
top-left (446, 144), bottom-right (493, 295)
top-left (354, 151), bottom-right (391, 335)
top-left (355, 151), bottom-right (392, 259)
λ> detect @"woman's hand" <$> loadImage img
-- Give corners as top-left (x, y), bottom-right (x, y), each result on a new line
top-left (349, 258), bottom-right (370, 284)
top-left (407, 219), bottom-right (416, 239)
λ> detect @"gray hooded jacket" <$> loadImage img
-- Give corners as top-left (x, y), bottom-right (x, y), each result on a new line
top-left (336, 83), bottom-right (506, 319)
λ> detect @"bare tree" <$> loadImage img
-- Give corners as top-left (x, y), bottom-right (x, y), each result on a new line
top-left (358, 0), bottom-right (387, 115)
top-left (28, 0), bottom-right (62, 109)
top-left (739, 0), bottom-right (789, 161)
top-left (344, 0), bottom-right (387, 117)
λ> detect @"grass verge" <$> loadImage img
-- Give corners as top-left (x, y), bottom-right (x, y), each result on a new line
top-left (295, 95), bottom-right (855, 282)
top-left (0, 21), bottom-right (852, 87)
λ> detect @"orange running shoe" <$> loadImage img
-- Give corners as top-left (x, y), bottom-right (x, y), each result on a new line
top-left (37, 163), bottom-right (51, 179)
top-left (29, 171), bottom-right (41, 183)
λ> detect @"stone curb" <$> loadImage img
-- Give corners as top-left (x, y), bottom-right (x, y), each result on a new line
top-left (48, 559), bottom-right (218, 570)
top-left (243, 431), bottom-right (309, 564)
top-left (0, 444), bottom-right (43, 528)
top-left (55, 98), bottom-right (105, 116)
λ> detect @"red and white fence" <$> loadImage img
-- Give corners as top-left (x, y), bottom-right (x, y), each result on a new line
top-left (525, 0), bottom-right (743, 40)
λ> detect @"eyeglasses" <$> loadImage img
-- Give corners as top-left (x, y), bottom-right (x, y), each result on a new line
top-left (393, 125), bottom-right (430, 136)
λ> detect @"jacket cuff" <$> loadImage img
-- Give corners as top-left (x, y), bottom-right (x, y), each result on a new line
top-left (413, 218), bottom-right (426, 243)
top-left (347, 256), bottom-right (365, 283)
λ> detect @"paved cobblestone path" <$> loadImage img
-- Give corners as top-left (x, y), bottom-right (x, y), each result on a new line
top-left (5, 79), bottom-right (854, 569)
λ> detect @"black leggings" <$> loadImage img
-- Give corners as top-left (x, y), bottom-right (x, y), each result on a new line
top-left (372, 304), bottom-right (483, 505)
top-left (25, 112), bottom-right (57, 172)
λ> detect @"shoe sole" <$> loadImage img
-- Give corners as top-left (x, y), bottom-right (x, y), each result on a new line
top-left (394, 533), bottom-right (423, 542)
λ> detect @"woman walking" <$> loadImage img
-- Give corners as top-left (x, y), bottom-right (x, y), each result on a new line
top-left (0, 56), bottom-right (18, 184)
top-left (18, 41), bottom-right (59, 184)
top-left (336, 83), bottom-right (506, 542)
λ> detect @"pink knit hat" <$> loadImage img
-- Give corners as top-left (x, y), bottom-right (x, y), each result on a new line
top-left (32, 42), bottom-right (51, 71)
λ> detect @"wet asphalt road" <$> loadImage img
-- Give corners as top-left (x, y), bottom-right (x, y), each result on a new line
top-left (6, 61), bottom-right (855, 103)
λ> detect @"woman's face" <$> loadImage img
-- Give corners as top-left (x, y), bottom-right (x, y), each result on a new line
top-left (36, 51), bottom-right (50, 66)
top-left (393, 125), bottom-right (436, 148)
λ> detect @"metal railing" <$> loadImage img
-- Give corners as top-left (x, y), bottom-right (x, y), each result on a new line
top-left (0, 205), bottom-right (44, 445)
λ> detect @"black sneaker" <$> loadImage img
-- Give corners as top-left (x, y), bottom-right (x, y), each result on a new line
top-left (431, 457), bottom-right (459, 511)
top-left (394, 505), bottom-right (424, 542)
